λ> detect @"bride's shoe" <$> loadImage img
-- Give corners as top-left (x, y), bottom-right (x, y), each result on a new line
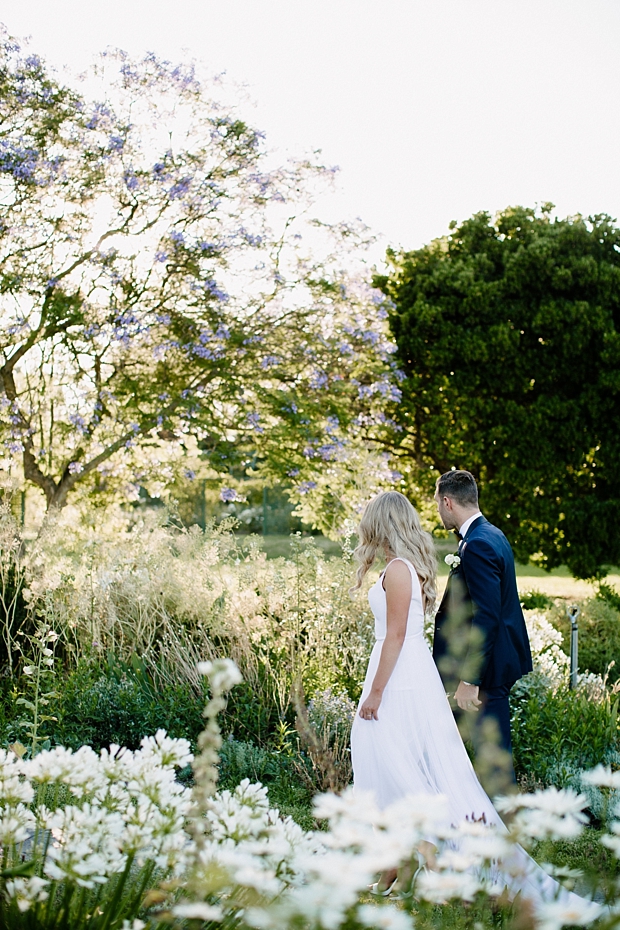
top-left (369, 878), bottom-right (397, 897)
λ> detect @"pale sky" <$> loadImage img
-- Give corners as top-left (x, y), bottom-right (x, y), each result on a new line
top-left (4, 1), bottom-right (620, 262)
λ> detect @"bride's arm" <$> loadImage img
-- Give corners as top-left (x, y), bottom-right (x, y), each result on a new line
top-left (358, 560), bottom-right (411, 721)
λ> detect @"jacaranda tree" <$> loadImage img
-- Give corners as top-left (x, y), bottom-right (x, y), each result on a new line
top-left (377, 205), bottom-right (620, 578)
top-left (0, 32), bottom-right (399, 528)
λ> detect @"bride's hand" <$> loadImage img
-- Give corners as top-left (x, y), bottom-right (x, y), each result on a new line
top-left (359, 690), bottom-right (382, 721)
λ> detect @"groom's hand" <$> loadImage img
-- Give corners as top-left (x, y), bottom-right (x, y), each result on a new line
top-left (455, 681), bottom-right (481, 712)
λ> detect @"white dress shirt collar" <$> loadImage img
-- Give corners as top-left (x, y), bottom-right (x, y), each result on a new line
top-left (458, 511), bottom-right (483, 539)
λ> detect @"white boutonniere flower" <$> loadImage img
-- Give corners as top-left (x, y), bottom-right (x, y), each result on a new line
top-left (445, 553), bottom-right (461, 569)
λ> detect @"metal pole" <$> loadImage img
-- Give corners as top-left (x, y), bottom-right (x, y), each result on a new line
top-left (567, 604), bottom-right (580, 690)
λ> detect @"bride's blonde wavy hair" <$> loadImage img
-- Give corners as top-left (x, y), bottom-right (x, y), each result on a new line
top-left (351, 491), bottom-right (437, 613)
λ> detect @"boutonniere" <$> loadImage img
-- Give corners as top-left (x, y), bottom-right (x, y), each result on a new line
top-left (445, 554), bottom-right (461, 569)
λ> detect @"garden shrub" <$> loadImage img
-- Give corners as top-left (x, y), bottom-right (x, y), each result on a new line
top-left (218, 736), bottom-right (281, 787)
top-left (222, 675), bottom-right (285, 746)
top-left (520, 590), bottom-right (555, 610)
top-left (511, 675), bottom-right (620, 787)
top-left (551, 597), bottom-right (620, 683)
top-left (598, 582), bottom-right (620, 612)
top-left (10, 655), bottom-right (209, 752)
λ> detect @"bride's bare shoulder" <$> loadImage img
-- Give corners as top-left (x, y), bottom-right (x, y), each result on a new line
top-left (382, 558), bottom-right (412, 591)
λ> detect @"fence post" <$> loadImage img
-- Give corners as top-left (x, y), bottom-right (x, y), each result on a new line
top-left (567, 604), bottom-right (580, 690)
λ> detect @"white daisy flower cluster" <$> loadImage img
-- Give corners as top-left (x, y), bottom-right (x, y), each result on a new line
top-left (0, 730), bottom-right (194, 915)
top-left (495, 786), bottom-right (589, 842)
top-left (0, 654), bottom-right (615, 930)
top-left (522, 610), bottom-right (570, 687)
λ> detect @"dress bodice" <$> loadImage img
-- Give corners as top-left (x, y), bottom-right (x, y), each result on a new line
top-left (367, 557), bottom-right (424, 641)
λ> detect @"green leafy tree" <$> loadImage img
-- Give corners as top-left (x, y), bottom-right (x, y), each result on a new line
top-left (0, 33), bottom-right (398, 526)
top-left (377, 205), bottom-right (620, 577)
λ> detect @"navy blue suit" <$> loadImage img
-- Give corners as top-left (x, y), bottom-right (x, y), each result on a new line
top-left (433, 516), bottom-right (532, 771)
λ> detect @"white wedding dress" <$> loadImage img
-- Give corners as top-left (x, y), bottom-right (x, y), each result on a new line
top-left (350, 557), bottom-right (592, 907)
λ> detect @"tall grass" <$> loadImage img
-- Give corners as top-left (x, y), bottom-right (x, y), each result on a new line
top-left (3, 505), bottom-right (374, 740)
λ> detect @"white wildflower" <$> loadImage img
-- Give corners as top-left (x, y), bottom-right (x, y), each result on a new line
top-left (581, 765), bottom-right (620, 789)
top-left (0, 749), bottom-right (35, 805)
top-left (138, 730), bottom-right (193, 769)
top-left (357, 902), bottom-right (415, 930)
top-left (0, 805), bottom-right (36, 845)
top-left (173, 903), bottom-right (224, 921)
top-left (416, 868), bottom-right (483, 903)
top-left (535, 898), bottom-right (603, 930)
top-left (4, 876), bottom-right (49, 912)
top-left (198, 658), bottom-right (242, 691)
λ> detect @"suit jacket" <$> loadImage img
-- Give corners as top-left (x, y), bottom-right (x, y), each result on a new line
top-left (433, 516), bottom-right (532, 692)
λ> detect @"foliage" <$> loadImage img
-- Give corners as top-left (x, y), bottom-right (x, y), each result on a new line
top-left (0, 30), bottom-right (400, 529)
top-left (551, 597), bottom-right (620, 684)
top-left (377, 205), bottom-right (620, 577)
top-left (511, 676), bottom-right (620, 788)
top-left (48, 656), bottom-right (206, 752)
top-left (520, 590), bottom-right (555, 611)
top-left (598, 582), bottom-right (620, 612)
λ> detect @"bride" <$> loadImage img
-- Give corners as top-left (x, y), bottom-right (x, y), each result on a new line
top-left (349, 490), bottom-right (593, 907)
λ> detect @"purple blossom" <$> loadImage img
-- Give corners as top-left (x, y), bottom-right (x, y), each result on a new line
top-left (317, 443), bottom-right (342, 461)
top-left (69, 413), bottom-right (88, 434)
top-left (168, 176), bottom-right (191, 200)
top-left (68, 461), bottom-right (83, 475)
top-left (0, 139), bottom-right (39, 182)
top-left (240, 227), bottom-right (262, 247)
top-left (192, 344), bottom-right (224, 360)
top-left (7, 441), bottom-right (24, 454)
top-left (246, 412), bottom-right (263, 434)
top-left (390, 470), bottom-right (404, 482)
top-left (309, 370), bottom-right (328, 390)
top-left (203, 279), bottom-right (229, 302)
top-left (155, 251), bottom-right (168, 263)
top-left (185, 469), bottom-right (196, 480)
top-left (287, 468), bottom-right (300, 477)
top-left (297, 480), bottom-right (317, 495)
top-left (220, 487), bottom-right (244, 502)
top-left (108, 135), bottom-right (125, 153)
top-left (170, 229), bottom-right (185, 244)
top-left (260, 355), bottom-right (280, 369)
top-left (86, 103), bottom-right (113, 130)
top-left (124, 170), bottom-right (139, 190)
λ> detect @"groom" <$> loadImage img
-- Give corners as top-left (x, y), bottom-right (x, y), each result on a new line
top-left (433, 470), bottom-right (532, 782)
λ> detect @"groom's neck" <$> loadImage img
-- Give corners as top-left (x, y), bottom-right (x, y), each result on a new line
top-left (455, 506), bottom-right (481, 532)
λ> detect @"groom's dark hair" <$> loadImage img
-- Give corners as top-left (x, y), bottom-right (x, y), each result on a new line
top-left (436, 470), bottom-right (479, 506)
